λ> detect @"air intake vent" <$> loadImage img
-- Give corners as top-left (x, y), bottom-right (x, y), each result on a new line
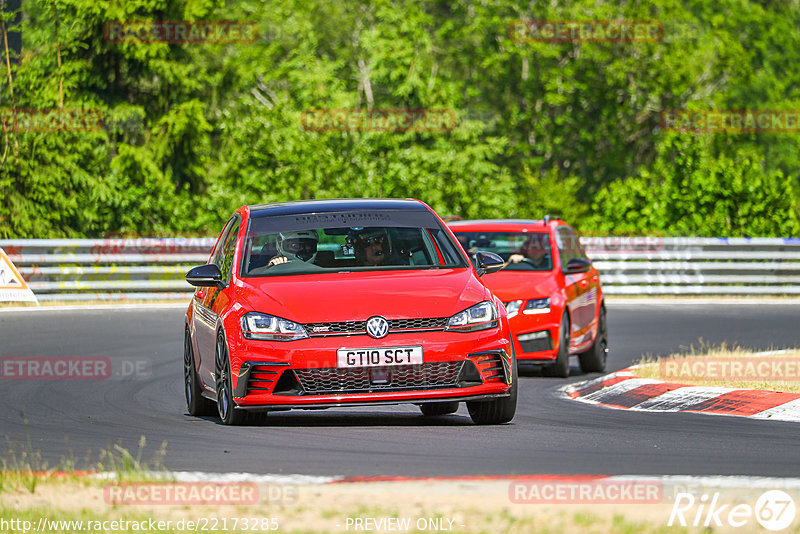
top-left (470, 350), bottom-right (510, 384)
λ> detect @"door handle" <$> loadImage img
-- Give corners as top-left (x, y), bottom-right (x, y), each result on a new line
top-left (579, 280), bottom-right (589, 288)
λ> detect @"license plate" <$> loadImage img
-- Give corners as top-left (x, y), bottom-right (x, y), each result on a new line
top-left (336, 346), bottom-right (423, 368)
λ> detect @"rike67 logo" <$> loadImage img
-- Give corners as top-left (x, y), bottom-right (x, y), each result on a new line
top-left (669, 490), bottom-right (796, 531)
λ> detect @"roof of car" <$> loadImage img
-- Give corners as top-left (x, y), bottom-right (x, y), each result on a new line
top-left (248, 198), bottom-right (428, 217)
top-left (448, 219), bottom-right (562, 228)
top-left (448, 219), bottom-right (543, 225)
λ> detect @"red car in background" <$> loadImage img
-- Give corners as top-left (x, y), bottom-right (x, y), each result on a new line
top-left (183, 199), bottom-right (517, 425)
top-left (449, 218), bottom-right (608, 377)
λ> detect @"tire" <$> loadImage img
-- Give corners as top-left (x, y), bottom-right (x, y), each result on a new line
top-left (579, 306), bottom-right (608, 373)
top-left (184, 329), bottom-right (215, 416)
top-left (467, 345), bottom-right (518, 425)
top-left (419, 402), bottom-right (459, 416)
top-left (542, 312), bottom-right (570, 378)
top-left (215, 332), bottom-right (247, 425)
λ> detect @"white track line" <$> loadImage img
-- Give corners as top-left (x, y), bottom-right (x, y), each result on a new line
top-left (606, 298), bottom-right (800, 306)
top-left (0, 303), bottom-right (188, 313)
top-left (92, 471), bottom-right (340, 484)
top-left (90, 471), bottom-right (800, 489)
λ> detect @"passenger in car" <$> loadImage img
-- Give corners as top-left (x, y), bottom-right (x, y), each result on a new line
top-left (351, 228), bottom-right (391, 266)
top-left (350, 228), bottom-right (411, 267)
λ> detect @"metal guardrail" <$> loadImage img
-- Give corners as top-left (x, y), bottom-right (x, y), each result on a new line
top-left (1, 237), bottom-right (799, 301)
top-left (583, 237), bottom-right (800, 295)
top-left (0, 238), bottom-right (214, 301)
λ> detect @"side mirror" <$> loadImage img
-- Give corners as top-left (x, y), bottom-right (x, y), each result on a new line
top-left (563, 257), bottom-right (592, 274)
top-left (185, 264), bottom-right (225, 287)
top-left (474, 250), bottom-right (505, 276)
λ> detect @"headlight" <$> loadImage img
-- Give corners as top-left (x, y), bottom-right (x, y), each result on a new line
top-left (447, 301), bottom-right (498, 332)
top-left (524, 298), bottom-right (551, 314)
top-left (240, 312), bottom-right (308, 341)
top-left (504, 300), bottom-right (523, 317)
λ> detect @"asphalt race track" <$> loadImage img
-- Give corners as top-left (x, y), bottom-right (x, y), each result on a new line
top-left (1, 301), bottom-right (800, 478)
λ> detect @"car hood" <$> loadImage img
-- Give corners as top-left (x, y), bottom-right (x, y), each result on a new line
top-left (237, 268), bottom-right (491, 322)
top-left (480, 271), bottom-right (558, 302)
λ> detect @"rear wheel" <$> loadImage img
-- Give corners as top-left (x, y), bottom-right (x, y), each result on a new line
top-left (579, 306), bottom-right (608, 373)
top-left (184, 330), bottom-right (214, 416)
top-left (467, 346), bottom-right (518, 425)
top-left (419, 402), bottom-right (459, 416)
top-left (542, 312), bottom-right (570, 378)
top-left (215, 332), bottom-right (247, 426)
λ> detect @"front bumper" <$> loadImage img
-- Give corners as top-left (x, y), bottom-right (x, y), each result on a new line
top-left (234, 393), bottom-right (511, 412)
top-left (226, 329), bottom-right (512, 408)
top-left (509, 313), bottom-right (560, 364)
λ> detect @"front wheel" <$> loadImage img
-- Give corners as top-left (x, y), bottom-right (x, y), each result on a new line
top-left (467, 347), bottom-right (518, 425)
top-left (184, 330), bottom-right (215, 416)
top-left (579, 306), bottom-right (608, 373)
top-left (215, 332), bottom-right (247, 425)
top-left (542, 312), bottom-right (570, 378)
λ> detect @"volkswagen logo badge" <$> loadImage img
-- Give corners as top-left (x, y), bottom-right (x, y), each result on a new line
top-left (366, 316), bottom-right (390, 339)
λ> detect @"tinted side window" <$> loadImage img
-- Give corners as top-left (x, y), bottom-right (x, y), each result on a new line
top-left (218, 217), bottom-right (240, 283)
top-left (570, 227), bottom-right (589, 261)
top-left (212, 218), bottom-right (235, 267)
top-left (556, 226), bottom-right (586, 270)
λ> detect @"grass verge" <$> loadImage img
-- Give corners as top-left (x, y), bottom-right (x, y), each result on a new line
top-left (0, 478), bottom-right (700, 534)
top-left (633, 344), bottom-right (800, 393)
top-left (1, 435), bottom-right (168, 495)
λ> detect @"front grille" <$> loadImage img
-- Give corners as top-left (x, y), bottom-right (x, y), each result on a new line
top-left (303, 317), bottom-right (448, 336)
top-left (293, 362), bottom-right (464, 394)
top-left (389, 318), bottom-right (449, 330)
top-left (304, 321), bottom-right (364, 335)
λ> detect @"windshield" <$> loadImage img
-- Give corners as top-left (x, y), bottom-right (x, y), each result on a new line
top-left (241, 210), bottom-right (466, 276)
top-left (452, 231), bottom-right (552, 272)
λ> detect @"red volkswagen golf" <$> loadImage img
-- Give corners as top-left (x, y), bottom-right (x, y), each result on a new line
top-left (449, 218), bottom-right (608, 378)
top-left (184, 199), bottom-right (517, 425)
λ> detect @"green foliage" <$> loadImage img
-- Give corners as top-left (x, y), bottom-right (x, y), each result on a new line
top-left (515, 166), bottom-right (589, 229)
top-left (589, 134), bottom-right (800, 236)
top-left (0, 0), bottom-right (798, 238)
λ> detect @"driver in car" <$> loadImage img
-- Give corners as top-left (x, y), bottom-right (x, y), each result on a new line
top-left (508, 234), bottom-right (551, 269)
top-left (267, 230), bottom-right (319, 267)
